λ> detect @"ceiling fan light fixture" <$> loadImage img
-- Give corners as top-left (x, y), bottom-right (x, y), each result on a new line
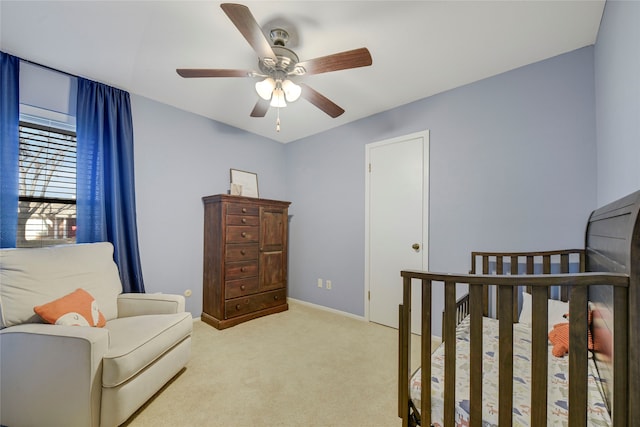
top-left (255, 77), bottom-right (275, 100)
top-left (282, 79), bottom-right (301, 102)
top-left (270, 87), bottom-right (287, 108)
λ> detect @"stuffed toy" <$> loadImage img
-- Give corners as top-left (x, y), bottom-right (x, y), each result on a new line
top-left (547, 311), bottom-right (593, 357)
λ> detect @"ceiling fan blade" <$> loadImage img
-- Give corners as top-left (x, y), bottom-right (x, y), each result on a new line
top-left (176, 69), bottom-right (252, 78)
top-left (299, 83), bottom-right (345, 118)
top-left (297, 48), bottom-right (372, 76)
top-left (250, 98), bottom-right (270, 117)
top-left (220, 3), bottom-right (276, 61)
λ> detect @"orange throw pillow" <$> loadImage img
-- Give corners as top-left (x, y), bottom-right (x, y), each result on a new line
top-left (34, 288), bottom-right (106, 327)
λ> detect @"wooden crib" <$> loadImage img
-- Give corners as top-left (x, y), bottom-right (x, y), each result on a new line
top-left (398, 190), bottom-right (640, 427)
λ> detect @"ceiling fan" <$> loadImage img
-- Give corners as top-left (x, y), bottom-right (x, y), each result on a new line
top-left (176, 3), bottom-right (372, 130)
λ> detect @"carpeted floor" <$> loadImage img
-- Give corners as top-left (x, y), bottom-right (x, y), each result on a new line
top-left (122, 300), bottom-right (423, 427)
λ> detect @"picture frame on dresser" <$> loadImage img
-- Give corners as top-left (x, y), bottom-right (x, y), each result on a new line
top-left (230, 168), bottom-right (259, 197)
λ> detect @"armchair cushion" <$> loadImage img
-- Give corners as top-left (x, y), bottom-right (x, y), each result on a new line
top-left (102, 312), bottom-right (192, 387)
top-left (34, 288), bottom-right (107, 327)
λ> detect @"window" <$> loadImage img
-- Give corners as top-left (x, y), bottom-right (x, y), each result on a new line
top-left (17, 120), bottom-right (77, 247)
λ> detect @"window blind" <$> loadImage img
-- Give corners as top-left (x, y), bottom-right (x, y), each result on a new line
top-left (18, 121), bottom-right (77, 247)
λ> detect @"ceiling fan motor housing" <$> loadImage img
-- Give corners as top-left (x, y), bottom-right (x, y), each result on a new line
top-left (258, 28), bottom-right (304, 77)
top-left (259, 45), bottom-right (300, 76)
top-left (269, 28), bottom-right (289, 46)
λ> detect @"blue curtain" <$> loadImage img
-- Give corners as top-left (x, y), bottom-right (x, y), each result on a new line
top-left (76, 77), bottom-right (145, 293)
top-left (0, 52), bottom-right (19, 248)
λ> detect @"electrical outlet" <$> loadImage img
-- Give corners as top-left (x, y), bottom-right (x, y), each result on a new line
top-left (317, 278), bottom-right (323, 288)
top-left (326, 280), bottom-right (332, 290)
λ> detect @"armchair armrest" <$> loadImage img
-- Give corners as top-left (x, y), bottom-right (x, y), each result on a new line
top-left (0, 324), bottom-right (109, 427)
top-left (117, 293), bottom-right (186, 317)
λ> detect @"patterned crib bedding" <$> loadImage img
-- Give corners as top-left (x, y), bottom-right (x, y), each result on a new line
top-left (409, 316), bottom-right (611, 427)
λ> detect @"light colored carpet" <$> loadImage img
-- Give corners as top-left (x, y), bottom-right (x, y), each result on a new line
top-left (122, 300), bottom-right (425, 427)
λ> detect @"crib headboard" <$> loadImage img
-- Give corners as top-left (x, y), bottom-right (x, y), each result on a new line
top-left (585, 189), bottom-right (640, 419)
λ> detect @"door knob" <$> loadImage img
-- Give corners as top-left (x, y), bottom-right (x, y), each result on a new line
top-left (412, 243), bottom-right (420, 251)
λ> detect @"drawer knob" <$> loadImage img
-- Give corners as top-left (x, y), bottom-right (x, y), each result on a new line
top-left (240, 250), bottom-right (246, 255)
top-left (241, 267), bottom-right (246, 272)
top-left (241, 232), bottom-right (247, 238)
top-left (241, 218), bottom-right (247, 224)
top-left (240, 285), bottom-right (246, 291)
top-left (274, 295), bottom-right (279, 300)
top-left (242, 208), bottom-right (247, 213)
top-left (235, 304), bottom-right (241, 311)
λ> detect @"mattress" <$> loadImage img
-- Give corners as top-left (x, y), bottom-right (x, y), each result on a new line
top-left (409, 316), bottom-right (611, 427)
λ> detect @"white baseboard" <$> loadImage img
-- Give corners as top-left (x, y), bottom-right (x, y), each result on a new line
top-left (191, 300), bottom-right (366, 323)
top-left (287, 298), bottom-right (366, 321)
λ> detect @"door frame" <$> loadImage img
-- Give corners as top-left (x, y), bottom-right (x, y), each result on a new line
top-left (364, 130), bottom-right (430, 322)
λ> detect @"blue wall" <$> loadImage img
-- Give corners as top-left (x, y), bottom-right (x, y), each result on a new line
top-left (131, 96), bottom-right (287, 315)
top-left (594, 0), bottom-right (640, 206)
top-left (285, 47), bottom-right (597, 318)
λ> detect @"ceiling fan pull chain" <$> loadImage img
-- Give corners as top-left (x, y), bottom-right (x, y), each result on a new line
top-left (276, 108), bottom-right (281, 132)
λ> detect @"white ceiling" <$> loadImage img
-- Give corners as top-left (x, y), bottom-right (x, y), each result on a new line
top-left (0, 0), bottom-right (605, 143)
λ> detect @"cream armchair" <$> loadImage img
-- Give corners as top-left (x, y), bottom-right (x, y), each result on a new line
top-left (0, 242), bottom-right (192, 427)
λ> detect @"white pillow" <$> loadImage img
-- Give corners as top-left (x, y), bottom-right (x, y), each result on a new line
top-left (518, 292), bottom-right (532, 325)
top-left (547, 298), bottom-right (570, 329)
top-left (518, 292), bottom-right (569, 331)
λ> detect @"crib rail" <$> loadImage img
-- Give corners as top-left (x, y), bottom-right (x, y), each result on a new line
top-left (398, 271), bottom-right (629, 427)
top-left (470, 249), bottom-right (585, 318)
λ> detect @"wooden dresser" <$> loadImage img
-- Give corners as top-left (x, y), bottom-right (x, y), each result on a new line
top-left (201, 194), bottom-right (291, 329)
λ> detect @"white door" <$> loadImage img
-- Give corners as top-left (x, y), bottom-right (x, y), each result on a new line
top-left (366, 131), bottom-right (428, 333)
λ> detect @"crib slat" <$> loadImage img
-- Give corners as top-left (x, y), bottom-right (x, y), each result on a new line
top-left (444, 281), bottom-right (457, 427)
top-left (482, 256), bottom-right (490, 316)
top-left (399, 276), bottom-right (411, 425)
top-left (568, 286), bottom-right (588, 427)
top-left (511, 256), bottom-right (519, 321)
top-left (469, 284), bottom-right (483, 427)
top-left (498, 285), bottom-right (514, 427)
top-left (561, 253), bottom-right (569, 273)
top-left (526, 255), bottom-right (534, 274)
top-left (511, 256), bottom-right (518, 275)
top-left (526, 256), bottom-right (534, 294)
top-left (398, 304), bottom-right (408, 425)
top-left (421, 279), bottom-right (432, 424)
top-left (612, 285), bottom-right (628, 427)
top-left (543, 255), bottom-right (551, 274)
top-left (531, 286), bottom-right (549, 426)
top-left (561, 254), bottom-right (570, 301)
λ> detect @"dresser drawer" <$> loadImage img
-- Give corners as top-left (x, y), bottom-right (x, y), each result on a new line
top-left (225, 260), bottom-right (258, 279)
top-left (225, 289), bottom-right (286, 319)
top-left (227, 204), bottom-right (259, 216)
top-left (225, 277), bottom-right (259, 299)
top-left (226, 226), bottom-right (259, 243)
top-left (226, 215), bottom-right (260, 226)
top-left (225, 244), bottom-right (259, 261)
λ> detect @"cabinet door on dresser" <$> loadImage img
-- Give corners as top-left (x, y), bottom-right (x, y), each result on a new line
top-left (259, 206), bottom-right (288, 291)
